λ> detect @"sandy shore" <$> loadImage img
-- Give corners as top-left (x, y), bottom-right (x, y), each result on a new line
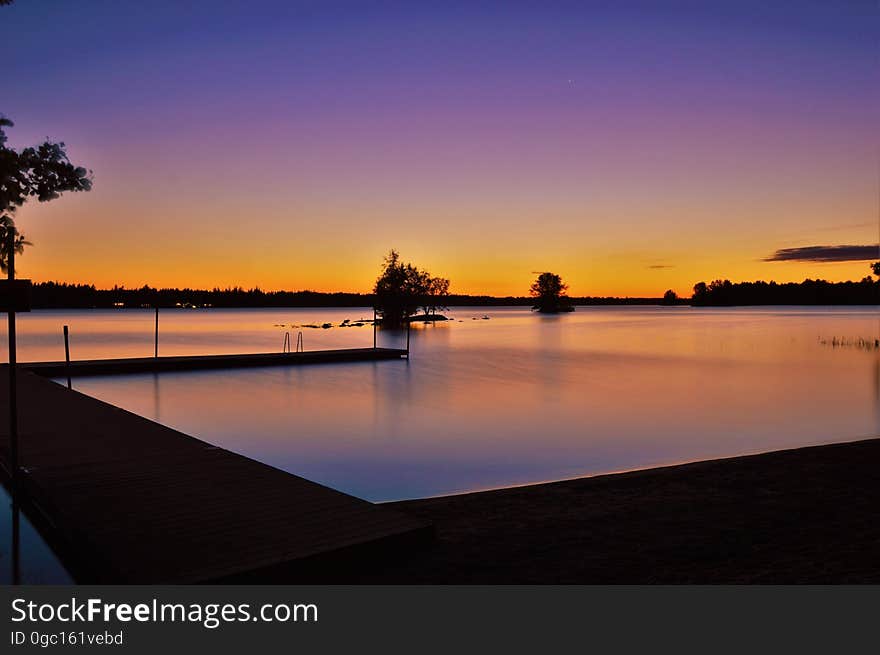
top-left (358, 437), bottom-right (880, 583)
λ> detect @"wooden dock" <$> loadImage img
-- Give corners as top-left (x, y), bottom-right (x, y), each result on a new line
top-left (0, 368), bottom-right (431, 583)
top-left (23, 346), bottom-right (407, 378)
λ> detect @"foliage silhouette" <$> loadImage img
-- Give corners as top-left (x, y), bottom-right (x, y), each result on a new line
top-left (373, 250), bottom-right (450, 326)
top-left (422, 275), bottom-right (450, 317)
top-left (691, 277), bottom-right (878, 306)
top-left (0, 214), bottom-right (31, 274)
top-left (530, 272), bottom-right (573, 313)
top-left (0, 116), bottom-right (92, 272)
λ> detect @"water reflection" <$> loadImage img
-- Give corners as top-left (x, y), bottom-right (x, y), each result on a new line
top-left (10, 493), bottom-right (19, 585)
top-left (153, 373), bottom-right (161, 424)
top-left (21, 305), bottom-right (880, 502)
top-left (0, 484), bottom-right (73, 584)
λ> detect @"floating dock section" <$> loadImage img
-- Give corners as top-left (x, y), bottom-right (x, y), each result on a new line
top-left (24, 346), bottom-right (408, 378)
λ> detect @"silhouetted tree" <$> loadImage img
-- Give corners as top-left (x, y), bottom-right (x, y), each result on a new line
top-left (422, 275), bottom-right (450, 316)
top-left (373, 250), bottom-right (449, 326)
top-left (662, 289), bottom-right (678, 305)
top-left (872, 262), bottom-right (880, 277)
top-left (530, 272), bottom-right (572, 313)
top-left (0, 116), bottom-right (92, 272)
top-left (0, 215), bottom-right (30, 274)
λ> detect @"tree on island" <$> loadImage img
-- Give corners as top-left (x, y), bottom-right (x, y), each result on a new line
top-left (422, 275), bottom-right (450, 317)
top-left (0, 116), bottom-right (92, 272)
top-left (662, 289), bottom-right (678, 305)
top-left (530, 271), bottom-right (573, 313)
top-left (373, 250), bottom-right (450, 326)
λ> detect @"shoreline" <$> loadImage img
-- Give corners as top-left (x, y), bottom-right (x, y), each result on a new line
top-left (396, 436), bottom-right (880, 505)
top-left (394, 440), bottom-right (859, 503)
top-left (353, 436), bottom-right (880, 583)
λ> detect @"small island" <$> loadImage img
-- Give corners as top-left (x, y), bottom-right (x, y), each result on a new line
top-left (530, 272), bottom-right (574, 313)
top-left (372, 250), bottom-right (451, 326)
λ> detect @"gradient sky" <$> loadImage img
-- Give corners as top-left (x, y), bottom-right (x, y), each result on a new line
top-left (2, 1), bottom-right (878, 296)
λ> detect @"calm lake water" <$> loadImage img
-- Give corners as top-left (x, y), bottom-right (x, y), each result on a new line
top-left (2, 305), bottom-right (878, 581)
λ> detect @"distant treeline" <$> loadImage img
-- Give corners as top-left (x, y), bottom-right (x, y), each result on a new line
top-left (24, 279), bottom-right (879, 309)
top-left (691, 278), bottom-right (879, 306)
top-left (32, 283), bottom-right (368, 309)
top-left (27, 282), bottom-right (661, 309)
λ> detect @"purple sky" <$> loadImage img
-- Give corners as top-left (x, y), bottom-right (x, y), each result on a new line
top-left (3, 1), bottom-right (877, 295)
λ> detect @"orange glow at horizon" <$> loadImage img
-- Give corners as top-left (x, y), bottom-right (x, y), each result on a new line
top-left (16, 180), bottom-right (877, 299)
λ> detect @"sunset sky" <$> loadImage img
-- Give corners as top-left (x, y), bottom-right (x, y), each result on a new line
top-left (3, 1), bottom-right (877, 297)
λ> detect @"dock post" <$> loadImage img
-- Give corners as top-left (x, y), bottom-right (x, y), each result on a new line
top-left (373, 308), bottom-right (377, 348)
top-left (63, 325), bottom-right (72, 389)
top-left (154, 306), bottom-right (159, 358)
top-left (6, 230), bottom-right (19, 487)
top-left (406, 316), bottom-right (411, 356)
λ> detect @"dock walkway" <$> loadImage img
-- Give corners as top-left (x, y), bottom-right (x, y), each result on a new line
top-left (23, 346), bottom-right (407, 378)
top-left (0, 368), bottom-right (430, 583)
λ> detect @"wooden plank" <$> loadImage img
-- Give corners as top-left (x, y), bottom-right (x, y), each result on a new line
top-left (0, 368), bottom-right (431, 583)
top-left (22, 347), bottom-right (407, 377)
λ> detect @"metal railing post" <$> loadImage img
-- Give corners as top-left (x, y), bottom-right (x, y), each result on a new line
top-left (154, 306), bottom-right (159, 358)
top-left (406, 316), bottom-right (411, 356)
top-left (373, 308), bottom-right (377, 349)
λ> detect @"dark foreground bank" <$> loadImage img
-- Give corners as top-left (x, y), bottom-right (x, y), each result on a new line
top-left (360, 437), bottom-right (880, 583)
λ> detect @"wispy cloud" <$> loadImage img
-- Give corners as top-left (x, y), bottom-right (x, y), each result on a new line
top-left (647, 264), bottom-right (674, 269)
top-left (764, 244), bottom-right (880, 263)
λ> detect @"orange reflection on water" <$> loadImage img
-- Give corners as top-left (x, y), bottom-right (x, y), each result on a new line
top-left (10, 306), bottom-right (879, 501)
